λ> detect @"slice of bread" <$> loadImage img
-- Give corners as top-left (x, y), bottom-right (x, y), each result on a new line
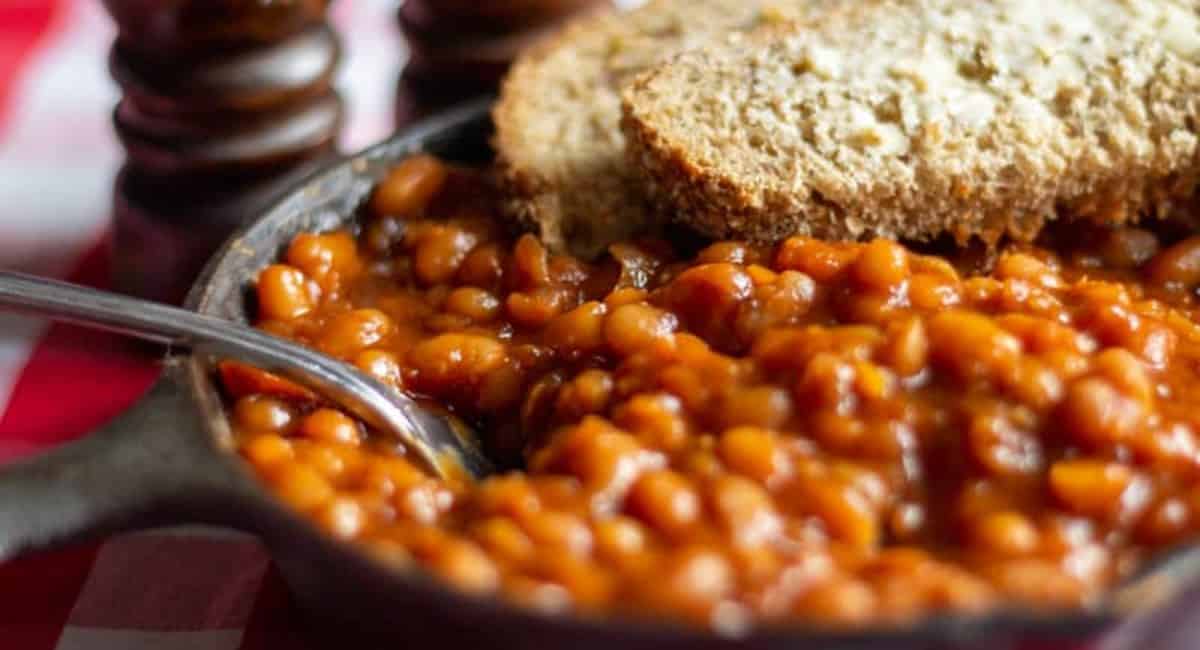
top-left (492, 0), bottom-right (834, 258)
top-left (622, 0), bottom-right (1200, 245)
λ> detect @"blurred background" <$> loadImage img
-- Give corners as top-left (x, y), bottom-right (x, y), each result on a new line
top-left (0, 0), bottom-right (405, 276)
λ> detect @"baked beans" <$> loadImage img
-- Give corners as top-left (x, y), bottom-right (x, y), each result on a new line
top-left (225, 155), bottom-right (1200, 632)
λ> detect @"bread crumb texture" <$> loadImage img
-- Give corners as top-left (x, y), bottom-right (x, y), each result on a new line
top-left (493, 0), bottom-right (835, 257)
top-left (623, 0), bottom-right (1200, 244)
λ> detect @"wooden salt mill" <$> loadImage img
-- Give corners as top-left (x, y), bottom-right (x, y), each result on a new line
top-left (396, 0), bottom-right (614, 126)
top-left (104, 0), bottom-right (343, 302)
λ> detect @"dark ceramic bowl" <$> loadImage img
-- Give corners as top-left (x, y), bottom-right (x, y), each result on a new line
top-left (1, 100), bottom-right (1198, 650)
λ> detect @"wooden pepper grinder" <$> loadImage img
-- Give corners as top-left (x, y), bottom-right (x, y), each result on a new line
top-left (396, 0), bottom-right (614, 126)
top-left (103, 0), bottom-right (343, 303)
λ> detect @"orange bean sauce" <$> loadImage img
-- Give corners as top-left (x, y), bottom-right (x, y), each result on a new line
top-left (226, 155), bottom-right (1200, 632)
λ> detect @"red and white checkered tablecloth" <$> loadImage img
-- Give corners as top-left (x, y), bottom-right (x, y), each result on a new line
top-left (0, 2), bottom-right (401, 648)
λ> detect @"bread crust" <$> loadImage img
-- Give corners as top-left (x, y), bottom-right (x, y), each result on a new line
top-left (492, 0), bottom-right (834, 257)
top-left (622, 0), bottom-right (1200, 245)
top-left (492, 8), bottom-right (632, 257)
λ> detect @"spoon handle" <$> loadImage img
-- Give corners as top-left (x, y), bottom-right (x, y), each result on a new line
top-left (0, 270), bottom-right (492, 479)
top-left (0, 270), bottom-right (238, 347)
top-left (0, 270), bottom-right (326, 370)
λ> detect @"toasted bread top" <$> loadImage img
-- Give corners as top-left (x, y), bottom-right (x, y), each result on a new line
top-left (493, 0), bottom-right (834, 257)
top-left (623, 0), bottom-right (1200, 245)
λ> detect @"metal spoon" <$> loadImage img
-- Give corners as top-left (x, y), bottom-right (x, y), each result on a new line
top-left (0, 270), bottom-right (493, 480)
